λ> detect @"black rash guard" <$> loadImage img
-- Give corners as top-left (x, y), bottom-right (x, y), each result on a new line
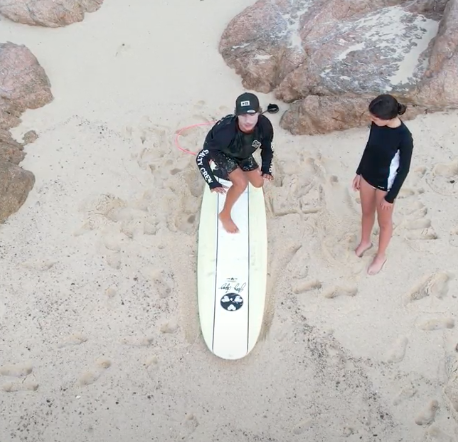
top-left (356, 121), bottom-right (414, 203)
top-left (196, 114), bottom-right (274, 189)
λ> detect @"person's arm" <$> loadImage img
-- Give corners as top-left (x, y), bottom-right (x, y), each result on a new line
top-left (356, 143), bottom-right (369, 175)
top-left (385, 132), bottom-right (414, 203)
top-left (195, 147), bottom-right (222, 189)
top-left (260, 117), bottom-right (274, 176)
top-left (356, 124), bottom-right (374, 175)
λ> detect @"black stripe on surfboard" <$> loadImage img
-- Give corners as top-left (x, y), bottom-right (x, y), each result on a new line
top-left (211, 192), bottom-right (219, 352)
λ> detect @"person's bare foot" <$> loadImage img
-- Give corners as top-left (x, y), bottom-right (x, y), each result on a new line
top-left (219, 212), bottom-right (239, 233)
top-left (367, 254), bottom-right (387, 275)
top-left (355, 241), bottom-right (372, 257)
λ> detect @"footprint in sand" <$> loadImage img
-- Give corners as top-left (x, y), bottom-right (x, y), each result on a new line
top-left (270, 157), bottom-right (326, 217)
top-left (415, 400), bottom-right (439, 426)
top-left (322, 285), bottom-right (357, 299)
top-left (426, 157), bottom-right (458, 196)
top-left (293, 279), bottom-right (322, 294)
top-left (76, 194), bottom-right (127, 235)
top-left (393, 385), bottom-right (417, 405)
top-left (57, 334), bottom-right (88, 348)
top-left (105, 286), bottom-right (123, 309)
top-left (120, 336), bottom-right (154, 347)
top-left (406, 272), bottom-right (451, 302)
top-left (2, 382), bottom-right (39, 393)
top-left (0, 362), bottom-right (33, 377)
top-left (180, 413), bottom-right (200, 439)
top-left (397, 200), bottom-right (437, 241)
top-left (160, 322), bottom-right (178, 334)
top-left (292, 419), bottom-right (313, 435)
top-left (139, 267), bottom-right (174, 299)
top-left (78, 358), bottom-right (111, 386)
top-left (107, 204), bottom-right (158, 239)
top-left (417, 316), bottom-right (455, 331)
top-left (426, 426), bottom-right (455, 442)
top-left (409, 166), bottom-right (427, 187)
top-left (443, 354), bottom-right (458, 421)
top-left (144, 355), bottom-right (159, 381)
top-left (449, 226), bottom-right (458, 247)
top-left (170, 193), bottom-right (200, 235)
top-left (386, 336), bottom-right (408, 363)
top-left (0, 362), bottom-right (37, 392)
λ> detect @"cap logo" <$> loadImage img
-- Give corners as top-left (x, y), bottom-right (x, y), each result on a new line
top-left (241, 100), bottom-right (250, 106)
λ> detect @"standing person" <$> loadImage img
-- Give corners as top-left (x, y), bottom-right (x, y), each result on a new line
top-left (196, 92), bottom-right (274, 233)
top-left (352, 94), bottom-right (414, 275)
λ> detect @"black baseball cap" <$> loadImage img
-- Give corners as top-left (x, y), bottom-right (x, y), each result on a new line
top-left (235, 92), bottom-right (260, 115)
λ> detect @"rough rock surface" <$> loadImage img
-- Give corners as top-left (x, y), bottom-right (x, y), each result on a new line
top-left (412, 0), bottom-right (458, 108)
top-left (0, 42), bottom-right (52, 222)
top-left (220, 0), bottom-right (457, 134)
top-left (0, 161), bottom-right (35, 223)
top-left (0, 0), bottom-right (104, 28)
top-left (280, 95), bottom-right (428, 135)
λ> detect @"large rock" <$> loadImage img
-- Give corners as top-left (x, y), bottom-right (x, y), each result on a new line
top-left (220, 0), bottom-right (456, 134)
top-left (412, 0), bottom-right (458, 108)
top-left (280, 95), bottom-right (428, 135)
top-left (0, 161), bottom-right (35, 223)
top-left (0, 42), bottom-right (53, 222)
top-left (0, 130), bottom-right (25, 164)
top-left (0, 42), bottom-right (53, 129)
top-left (0, 0), bottom-right (104, 28)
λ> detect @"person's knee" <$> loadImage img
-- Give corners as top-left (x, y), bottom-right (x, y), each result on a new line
top-left (362, 207), bottom-right (375, 217)
top-left (251, 177), bottom-right (264, 188)
top-left (377, 217), bottom-right (392, 229)
top-left (233, 176), bottom-right (249, 190)
top-left (230, 172), bottom-right (248, 190)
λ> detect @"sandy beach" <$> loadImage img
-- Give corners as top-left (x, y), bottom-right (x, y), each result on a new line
top-left (1, 1), bottom-right (458, 441)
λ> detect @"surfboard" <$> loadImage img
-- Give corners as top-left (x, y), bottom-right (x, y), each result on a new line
top-left (197, 175), bottom-right (267, 360)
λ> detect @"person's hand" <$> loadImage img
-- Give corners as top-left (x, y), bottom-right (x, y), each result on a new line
top-left (380, 199), bottom-right (393, 210)
top-left (211, 186), bottom-right (226, 194)
top-left (261, 173), bottom-right (274, 181)
top-left (352, 174), bottom-right (361, 191)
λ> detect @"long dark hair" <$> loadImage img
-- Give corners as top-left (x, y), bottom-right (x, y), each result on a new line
top-left (369, 94), bottom-right (407, 120)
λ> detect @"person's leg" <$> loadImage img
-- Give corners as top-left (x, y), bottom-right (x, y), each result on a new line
top-left (367, 190), bottom-right (394, 275)
top-left (241, 156), bottom-right (264, 188)
top-left (355, 177), bottom-right (377, 257)
top-left (218, 167), bottom-right (248, 233)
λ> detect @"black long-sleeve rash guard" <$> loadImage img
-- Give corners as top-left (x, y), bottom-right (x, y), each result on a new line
top-left (356, 121), bottom-right (414, 203)
top-left (196, 114), bottom-right (274, 189)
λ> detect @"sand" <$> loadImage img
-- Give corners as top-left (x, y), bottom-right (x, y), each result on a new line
top-left (1, 1), bottom-right (458, 441)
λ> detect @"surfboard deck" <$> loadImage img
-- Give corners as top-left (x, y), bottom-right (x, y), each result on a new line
top-left (197, 176), bottom-right (267, 360)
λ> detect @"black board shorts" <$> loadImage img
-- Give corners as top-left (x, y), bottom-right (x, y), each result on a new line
top-left (210, 151), bottom-right (259, 177)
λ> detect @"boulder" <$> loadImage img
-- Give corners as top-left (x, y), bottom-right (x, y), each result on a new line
top-left (0, 42), bottom-right (53, 222)
top-left (0, 160), bottom-right (35, 223)
top-left (0, 0), bottom-right (104, 28)
top-left (280, 95), bottom-right (427, 135)
top-left (413, 0), bottom-right (458, 108)
top-left (220, 0), bottom-right (457, 134)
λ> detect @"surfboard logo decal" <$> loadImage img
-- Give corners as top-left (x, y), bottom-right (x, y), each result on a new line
top-left (220, 293), bottom-right (244, 311)
top-left (219, 278), bottom-right (246, 311)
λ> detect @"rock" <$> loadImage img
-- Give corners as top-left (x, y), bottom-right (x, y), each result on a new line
top-left (0, 161), bottom-right (35, 223)
top-left (413, 0), bottom-right (458, 108)
top-left (0, 129), bottom-right (25, 164)
top-left (0, 42), bottom-right (52, 222)
top-left (280, 95), bottom-right (427, 135)
top-left (23, 130), bottom-right (39, 145)
top-left (275, 5), bottom-right (440, 102)
top-left (0, 0), bottom-right (104, 28)
top-left (220, 0), bottom-right (457, 134)
top-left (0, 42), bottom-right (53, 130)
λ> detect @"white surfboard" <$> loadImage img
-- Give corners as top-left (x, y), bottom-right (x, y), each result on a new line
top-left (197, 175), bottom-right (267, 360)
